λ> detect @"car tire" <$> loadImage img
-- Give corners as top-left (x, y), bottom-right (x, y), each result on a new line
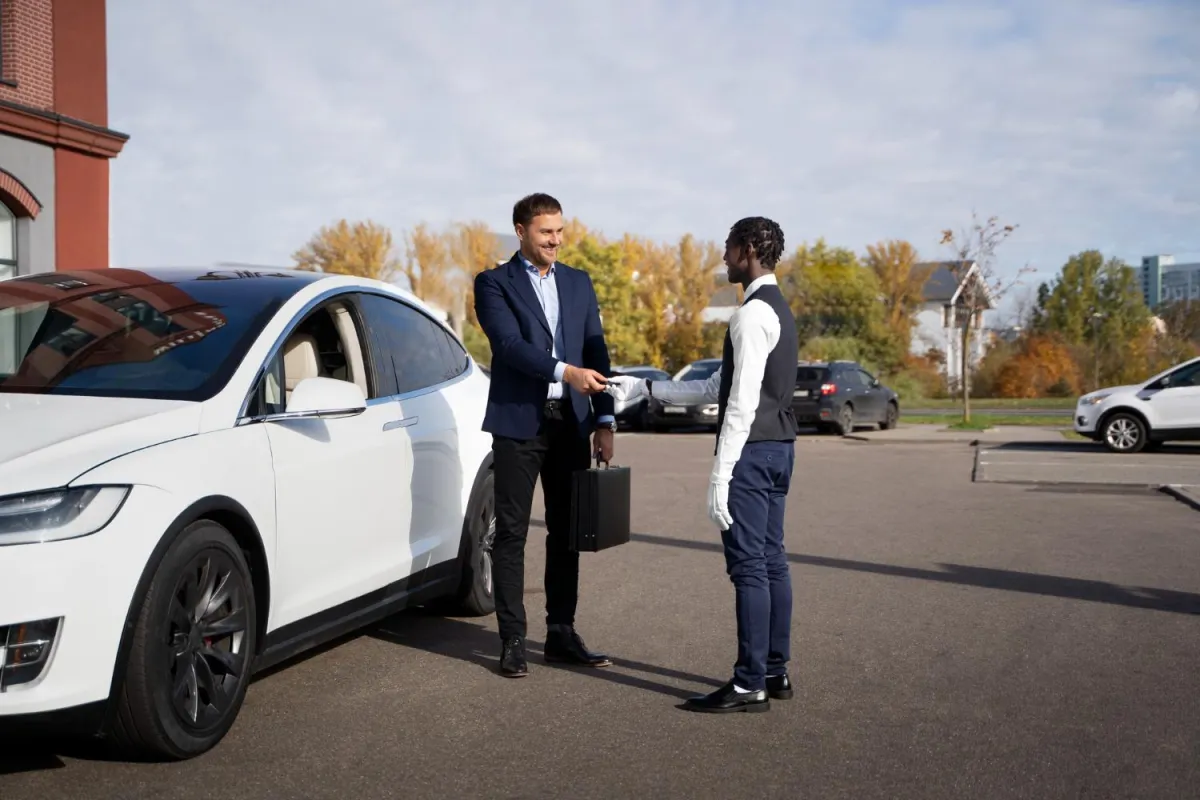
top-left (1102, 412), bottom-right (1148, 454)
top-left (109, 520), bottom-right (256, 761)
top-left (834, 404), bottom-right (854, 436)
top-left (455, 468), bottom-right (496, 617)
top-left (879, 402), bottom-right (898, 430)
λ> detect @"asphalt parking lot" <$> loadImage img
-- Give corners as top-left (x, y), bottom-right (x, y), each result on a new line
top-left (3, 433), bottom-right (1200, 799)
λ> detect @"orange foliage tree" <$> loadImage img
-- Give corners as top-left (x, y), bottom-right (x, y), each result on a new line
top-left (995, 335), bottom-right (1083, 398)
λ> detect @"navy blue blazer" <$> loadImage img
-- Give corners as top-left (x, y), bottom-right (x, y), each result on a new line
top-left (473, 253), bottom-right (615, 440)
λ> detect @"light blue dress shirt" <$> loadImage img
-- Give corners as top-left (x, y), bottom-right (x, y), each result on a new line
top-left (520, 255), bottom-right (614, 426)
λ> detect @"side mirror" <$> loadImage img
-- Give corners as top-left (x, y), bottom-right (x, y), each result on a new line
top-left (871, 378), bottom-right (880, 388)
top-left (274, 377), bottom-right (367, 421)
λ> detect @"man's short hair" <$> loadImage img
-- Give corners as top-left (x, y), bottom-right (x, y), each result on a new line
top-left (513, 193), bottom-right (564, 228)
top-left (728, 216), bottom-right (786, 269)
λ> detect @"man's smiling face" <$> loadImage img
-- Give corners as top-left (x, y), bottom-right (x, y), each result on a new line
top-left (518, 212), bottom-right (564, 269)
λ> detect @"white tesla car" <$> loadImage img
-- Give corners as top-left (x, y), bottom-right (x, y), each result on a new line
top-left (0, 266), bottom-right (497, 760)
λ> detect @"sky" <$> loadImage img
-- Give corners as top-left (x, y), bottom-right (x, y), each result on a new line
top-left (106, 0), bottom-right (1200, 323)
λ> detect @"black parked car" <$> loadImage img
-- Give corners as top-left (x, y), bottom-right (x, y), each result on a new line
top-left (611, 365), bottom-right (672, 429)
top-left (792, 361), bottom-right (899, 435)
top-left (643, 358), bottom-right (722, 432)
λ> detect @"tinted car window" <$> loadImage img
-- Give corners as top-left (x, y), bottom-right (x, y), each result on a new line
top-left (796, 367), bottom-right (828, 383)
top-left (357, 293), bottom-right (468, 397)
top-left (0, 268), bottom-right (290, 400)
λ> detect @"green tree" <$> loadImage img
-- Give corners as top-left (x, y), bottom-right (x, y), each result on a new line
top-left (1031, 250), bottom-right (1151, 390)
top-left (662, 234), bottom-right (722, 372)
top-left (558, 223), bottom-right (648, 366)
top-left (781, 239), bottom-right (902, 372)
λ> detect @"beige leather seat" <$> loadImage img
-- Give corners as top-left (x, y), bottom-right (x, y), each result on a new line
top-left (283, 333), bottom-right (321, 403)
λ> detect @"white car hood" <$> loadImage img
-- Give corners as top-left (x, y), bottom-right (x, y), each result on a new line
top-left (0, 394), bottom-right (203, 496)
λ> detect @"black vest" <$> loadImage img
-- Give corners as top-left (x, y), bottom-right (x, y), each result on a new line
top-left (716, 282), bottom-right (799, 449)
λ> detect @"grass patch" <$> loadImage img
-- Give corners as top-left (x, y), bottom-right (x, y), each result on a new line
top-left (903, 397), bottom-right (1076, 410)
top-left (946, 420), bottom-right (991, 431)
top-left (1060, 430), bottom-right (1089, 441)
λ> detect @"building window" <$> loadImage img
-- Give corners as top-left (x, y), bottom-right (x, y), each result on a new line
top-left (0, 202), bottom-right (15, 280)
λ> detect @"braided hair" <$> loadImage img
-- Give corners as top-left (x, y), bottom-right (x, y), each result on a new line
top-left (727, 217), bottom-right (785, 269)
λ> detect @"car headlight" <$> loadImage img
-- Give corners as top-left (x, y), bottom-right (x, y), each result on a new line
top-left (1080, 392), bottom-right (1111, 406)
top-left (0, 486), bottom-right (130, 546)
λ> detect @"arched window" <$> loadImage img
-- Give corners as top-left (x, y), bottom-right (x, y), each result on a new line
top-left (0, 202), bottom-right (14, 280)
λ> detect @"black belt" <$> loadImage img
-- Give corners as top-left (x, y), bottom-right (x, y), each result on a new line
top-left (544, 399), bottom-right (566, 420)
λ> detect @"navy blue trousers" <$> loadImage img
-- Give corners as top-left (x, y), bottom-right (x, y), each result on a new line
top-left (721, 440), bottom-right (795, 691)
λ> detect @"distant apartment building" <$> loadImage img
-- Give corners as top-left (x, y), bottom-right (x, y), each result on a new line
top-left (1136, 255), bottom-right (1200, 308)
top-left (0, 0), bottom-right (127, 281)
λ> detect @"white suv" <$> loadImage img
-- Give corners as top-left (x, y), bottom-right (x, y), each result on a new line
top-left (1074, 356), bottom-right (1200, 453)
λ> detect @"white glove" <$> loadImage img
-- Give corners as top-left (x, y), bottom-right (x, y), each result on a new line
top-left (603, 375), bottom-right (648, 404)
top-left (707, 477), bottom-right (733, 531)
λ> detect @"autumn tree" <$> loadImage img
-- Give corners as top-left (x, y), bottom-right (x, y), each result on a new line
top-left (448, 221), bottom-right (504, 364)
top-left (1030, 250), bottom-right (1152, 390)
top-left (293, 219), bottom-right (399, 282)
top-left (557, 222), bottom-right (649, 366)
top-left (781, 239), bottom-right (902, 372)
top-left (398, 223), bottom-right (463, 334)
top-left (995, 334), bottom-right (1082, 398)
top-left (662, 234), bottom-right (722, 372)
top-left (938, 213), bottom-right (1026, 422)
top-left (864, 239), bottom-right (934, 347)
top-left (621, 234), bottom-right (675, 369)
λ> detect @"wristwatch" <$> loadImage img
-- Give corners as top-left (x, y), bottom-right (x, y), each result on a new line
top-left (599, 420), bottom-right (619, 432)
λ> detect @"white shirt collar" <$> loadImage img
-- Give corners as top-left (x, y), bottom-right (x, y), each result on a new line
top-left (744, 272), bottom-right (778, 300)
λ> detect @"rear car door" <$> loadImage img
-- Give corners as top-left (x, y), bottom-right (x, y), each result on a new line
top-left (855, 368), bottom-right (885, 421)
top-left (355, 292), bottom-right (467, 575)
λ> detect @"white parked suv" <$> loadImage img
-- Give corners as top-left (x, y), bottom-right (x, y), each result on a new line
top-left (0, 266), bottom-right (498, 760)
top-left (1074, 356), bottom-right (1200, 453)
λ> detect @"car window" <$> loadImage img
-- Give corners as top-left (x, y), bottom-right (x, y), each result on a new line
top-left (356, 293), bottom-right (468, 397)
top-left (1166, 362), bottom-right (1200, 388)
top-left (0, 271), bottom-right (284, 400)
top-left (679, 361), bottom-right (720, 381)
top-left (858, 369), bottom-right (876, 386)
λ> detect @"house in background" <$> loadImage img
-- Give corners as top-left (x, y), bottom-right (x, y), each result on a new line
top-left (909, 260), bottom-right (992, 388)
top-left (0, 0), bottom-right (127, 279)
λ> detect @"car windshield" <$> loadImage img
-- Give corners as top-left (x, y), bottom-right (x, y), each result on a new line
top-left (0, 269), bottom-right (290, 401)
top-left (678, 361), bottom-right (720, 381)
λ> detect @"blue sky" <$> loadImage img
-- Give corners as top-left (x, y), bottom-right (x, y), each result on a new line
top-left (106, 0), bottom-right (1200, 322)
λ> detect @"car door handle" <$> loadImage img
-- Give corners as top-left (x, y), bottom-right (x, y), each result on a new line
top-left (383, 416), bottom-right (418, 431)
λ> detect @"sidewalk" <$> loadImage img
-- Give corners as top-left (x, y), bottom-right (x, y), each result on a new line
top-left (845, 423), bottom-right (1069, 445)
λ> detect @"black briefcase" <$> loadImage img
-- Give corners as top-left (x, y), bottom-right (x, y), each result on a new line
top-left (568, 458), bottom-right (631, 552)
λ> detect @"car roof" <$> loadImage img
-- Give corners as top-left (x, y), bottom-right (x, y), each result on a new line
top-left (5, 266), bottom-right (433, 316)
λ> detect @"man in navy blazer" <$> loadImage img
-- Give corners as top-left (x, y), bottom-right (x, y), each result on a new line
top-left (473, 192), bottom-right (617, 678)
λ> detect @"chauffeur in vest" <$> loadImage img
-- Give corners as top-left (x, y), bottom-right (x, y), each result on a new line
top-left (605, 216), bottom-right (799, 713)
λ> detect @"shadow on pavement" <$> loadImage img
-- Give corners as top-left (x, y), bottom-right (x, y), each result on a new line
top-left (369, 611), bottom-right (723, 699)
top-left (630, 532), bottom-right (1200, 616)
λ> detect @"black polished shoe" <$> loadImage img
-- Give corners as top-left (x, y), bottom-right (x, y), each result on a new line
top-left (499, 636), bottom-right (528, 678)
top-left (766, 674), bottom-right (793, 700)
top-left (681, 681), bottom-right (770, 714)
top-left (543, 627), bottom-right (612, 667)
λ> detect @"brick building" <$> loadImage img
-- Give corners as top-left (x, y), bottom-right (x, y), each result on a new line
top-left (0, 0), bottom-right (126, 280)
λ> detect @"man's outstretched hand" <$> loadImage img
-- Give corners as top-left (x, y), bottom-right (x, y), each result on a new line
top-left (563, 365), bottom-right (608, 395)
top-left (603, 375), bottom-right (648, 403)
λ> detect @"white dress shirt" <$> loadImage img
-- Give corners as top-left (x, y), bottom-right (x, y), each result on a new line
top-left (650, 274), bottom-right (782, 482)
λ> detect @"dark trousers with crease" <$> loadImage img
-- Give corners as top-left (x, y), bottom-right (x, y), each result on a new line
top-left (722, 440), bottom-right (795, 691)
top-left (491, 403), bottom-right (592, 642)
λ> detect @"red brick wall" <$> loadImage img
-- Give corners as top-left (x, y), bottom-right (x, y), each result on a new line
top-left (53, 0), bottom-right (106, 125)
top-left (0, 0), bottom-right (55, 111)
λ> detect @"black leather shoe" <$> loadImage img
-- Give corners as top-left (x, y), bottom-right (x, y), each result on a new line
top-left (682, 681), bottom-right (770, 713)
top-left (766, 674), bottom-right (793, 700)
top-left (499, 636), bottom-right (528, 677)
top-left (544, 627), bottom-right (612, 667)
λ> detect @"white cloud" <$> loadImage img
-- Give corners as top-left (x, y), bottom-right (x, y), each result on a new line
top-left (106, 0), bottom-right (1200, 317)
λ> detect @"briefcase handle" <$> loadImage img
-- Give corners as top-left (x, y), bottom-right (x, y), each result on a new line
top-left (592, 450), bottom-right (615, 469)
